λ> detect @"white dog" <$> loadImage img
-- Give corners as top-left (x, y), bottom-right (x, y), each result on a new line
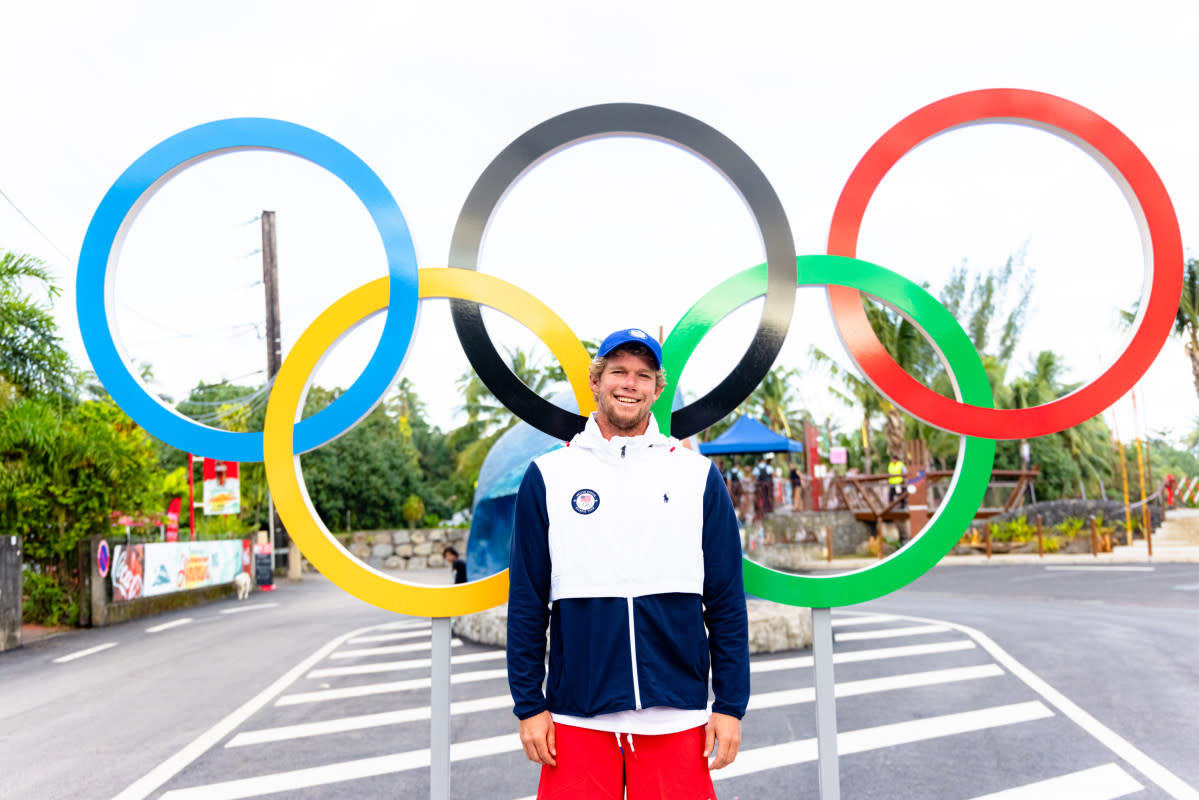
top-left (234, 571), bottom-right (253, 600)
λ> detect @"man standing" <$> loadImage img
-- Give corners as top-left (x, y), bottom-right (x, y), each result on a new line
top-left (507, 328), bottom-right (749, 799)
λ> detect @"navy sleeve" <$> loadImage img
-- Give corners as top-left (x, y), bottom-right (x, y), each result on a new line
top-left (506, 462), bottom-right (552, 720)
top-left (701, 461), bottom-right (750, 719)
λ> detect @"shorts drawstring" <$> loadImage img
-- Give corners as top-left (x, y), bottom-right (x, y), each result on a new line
top-left (614, 731), bottom-right (637, 755)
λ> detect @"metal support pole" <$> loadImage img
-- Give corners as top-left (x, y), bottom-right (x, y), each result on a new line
top-left (430, 617), bottom-right (452, 800)
top-left (812, 607), bottom-right (841, 799)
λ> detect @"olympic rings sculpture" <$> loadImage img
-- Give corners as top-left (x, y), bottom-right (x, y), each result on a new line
top-left (77, 89), bottom-right (1182, 615)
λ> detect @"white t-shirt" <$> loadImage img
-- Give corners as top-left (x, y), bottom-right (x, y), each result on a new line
top-left (552, 706), bottom-right (709, 735)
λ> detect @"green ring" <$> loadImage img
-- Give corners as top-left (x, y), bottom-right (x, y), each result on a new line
top-left (656, 254), bottom-right (996, 607)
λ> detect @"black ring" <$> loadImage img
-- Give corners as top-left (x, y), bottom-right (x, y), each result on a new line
top-left (448, 103), bottom-right (796, 440)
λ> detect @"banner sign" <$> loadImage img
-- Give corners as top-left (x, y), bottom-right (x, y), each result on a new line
top-left (165, 497), bottom-right (181, 542)
top-left (202, 459), bottom-right (240, 515)
top-left (141, 540), bottom-right (250, 597)
top-left (112, 544), bottom-right (144, 601)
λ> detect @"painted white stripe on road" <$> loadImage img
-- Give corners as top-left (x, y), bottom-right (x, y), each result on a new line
top-left (835, 624), bottom-right (949, 642)
top-left (146, 618), bottom-right (193, 634)
top-left (885, 610), bottom-right (1199, 800)
top-left (227, 694), bottom-right (512, 747)
top-left (308, 649), bottom-right (505, 679)
top-left (219, 602), bottom-right (279, 615)
top-left (346, 629), bottom-right (432, 645)
top-left (713, 701), bottom-right (1053, 781)
top-left (830, 614), bottom-right (897, 627)
top-left (277, 667), bottom-right (508, 706)
top-left (966, 763), bottom-right (1143, 800)
top-left (1174, 583), bottom-right (1199, 591)
top-left (331, 638), bottom-right (462, 659)
top-left (752, 639), bottom-right (976, 674)
top-left (1045, 566), bottom-right (1155, 573)
top-left (159, 733), bottom-right (518, 800)
top-left (747, 664), bottom-right (1004, 711)
top-left (52, 642), bottom-right (117, 663)
top-left (113, 623), bottom-right (391, 800)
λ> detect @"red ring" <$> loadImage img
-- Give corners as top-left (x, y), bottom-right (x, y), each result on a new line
top-left (827, 88), bottom-right (1182, 439)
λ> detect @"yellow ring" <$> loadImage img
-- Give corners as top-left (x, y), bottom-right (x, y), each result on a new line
top-left (263, 268), bottom-right (595, 616)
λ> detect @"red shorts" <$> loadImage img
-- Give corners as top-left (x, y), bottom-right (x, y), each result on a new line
top-left (536, 723), bottom-right (717, 800)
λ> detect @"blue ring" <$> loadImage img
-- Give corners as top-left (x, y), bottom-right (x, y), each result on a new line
top-left (76, 118), bottom-right (419, 461)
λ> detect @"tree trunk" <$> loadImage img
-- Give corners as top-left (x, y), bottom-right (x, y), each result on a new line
top-left (884, 408), bottom-right (905, 459)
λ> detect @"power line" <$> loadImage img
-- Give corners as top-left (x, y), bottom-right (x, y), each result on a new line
top-left (0, 184), bottom-right (75, 266)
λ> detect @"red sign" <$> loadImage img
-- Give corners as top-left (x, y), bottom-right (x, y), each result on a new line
top-left (165, 497), bottom-right (181, 542)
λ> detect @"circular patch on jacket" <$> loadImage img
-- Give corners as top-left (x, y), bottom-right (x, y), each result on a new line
top-left (571, 489), bottom-right (600, 514)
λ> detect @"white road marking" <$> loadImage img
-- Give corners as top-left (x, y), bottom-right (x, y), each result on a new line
top-left (331, 638), bottom-right (462, 659)
top-left (884, 610), bottom-right (1199, 800)
top-left (307, 648), bottom-right (505, 679)
top-left (1045, 566), bottom-right (1155, 573)
top-left (345, 629), bottom-right (432, 644)
top-left (712, 701), bottom-right (1053, 781)
top-left (166, 703), bottom-right (1046, 799)
top-left (240, 665), bottom-right (1003, 748)
top-left (1174, 583), bottom-right (1199, 591)
top-left (219, 602), bottom-right (279, 615)
top-left (52, 642), bottom-right (117, 663)
top-left (830, 614), bottom-right (897, 627)
top-left (835, 624), bottom-right (949, 642)
top-left (752, 639), bottom-right (976, 674)
top-left (965, 763), bottom-right (1143, 799)
top-left (276, 667), bottom-right (508, 706)
top-left (747, 664), bottom-right (1004, 711)
top-left (146, 618), bottom-right (193, 634)
top-left (227, 694), bottom-right (512, 747)
top-left (159, 733), bottom-right (519, 800)
top-left (112, 623), bottom-right (393, 800)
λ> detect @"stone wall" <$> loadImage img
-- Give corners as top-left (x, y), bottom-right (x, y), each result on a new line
top-left (752, 510), bottom-right (874, 569)
top-left (452, 599), bottom-right (812, 654)
top-left (342, 528), bottom-right (468, 570)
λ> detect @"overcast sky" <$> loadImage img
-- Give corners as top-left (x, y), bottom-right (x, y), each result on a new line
top-left (3, 0), bottom-right (1198, 450)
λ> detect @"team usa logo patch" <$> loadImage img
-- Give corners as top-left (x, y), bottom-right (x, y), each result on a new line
top-left (571, 489), bottom-right (600, 515)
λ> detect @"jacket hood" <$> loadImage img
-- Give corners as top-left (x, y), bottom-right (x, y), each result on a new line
top-left (570, 413), bottom-right (675, 460)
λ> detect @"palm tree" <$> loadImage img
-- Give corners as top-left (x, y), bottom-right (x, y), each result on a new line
top-left (1124, 257), bottom-right (1199, 402)
top-left (0, 251), bottom-right (70, 401)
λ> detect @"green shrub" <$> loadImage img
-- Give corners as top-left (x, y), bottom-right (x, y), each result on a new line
top-left (990, 515), bottom-right (1035, 543)
top-left (1055, 517), bottom-right (1085, 538)
top-left (22, 570), bottom-right (77, 627)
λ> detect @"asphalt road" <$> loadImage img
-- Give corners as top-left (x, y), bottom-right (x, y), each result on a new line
top-left (1, 563), bottom-right (1195, 799)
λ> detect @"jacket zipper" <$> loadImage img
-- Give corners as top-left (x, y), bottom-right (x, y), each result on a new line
top-left (626, 596), bottom-right (642, 709)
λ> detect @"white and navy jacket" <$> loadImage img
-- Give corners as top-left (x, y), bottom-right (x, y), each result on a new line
top-left (506, 414), bottom-right (749, 722)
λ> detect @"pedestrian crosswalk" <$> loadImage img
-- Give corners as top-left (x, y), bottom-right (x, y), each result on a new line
top-left (136, 612), bottom-right (1186, 799)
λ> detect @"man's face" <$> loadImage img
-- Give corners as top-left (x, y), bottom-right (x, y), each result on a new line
top-left (590, 348), bottom-right (663, 437)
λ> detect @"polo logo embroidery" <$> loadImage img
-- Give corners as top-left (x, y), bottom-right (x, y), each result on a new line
top-left (571, 489), bottom-right (600, 515)
top-left (663, 492), bottom-right (670, 503)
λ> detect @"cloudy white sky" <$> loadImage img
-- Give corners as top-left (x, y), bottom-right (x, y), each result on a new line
top-left (2, 0), bottom-right (1197, 449)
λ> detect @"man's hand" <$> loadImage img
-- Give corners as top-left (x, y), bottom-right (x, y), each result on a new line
top-left (703, 712), bottom-right (741, 770)
top-left (519, 710), bottom-right (557, 767)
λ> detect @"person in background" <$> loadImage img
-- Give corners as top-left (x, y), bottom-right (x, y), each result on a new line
top-left (444, 546), bottom-right (467, 584)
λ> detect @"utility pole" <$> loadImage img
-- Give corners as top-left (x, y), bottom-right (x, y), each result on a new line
top-left (262, 211), bottom-right (300, 581)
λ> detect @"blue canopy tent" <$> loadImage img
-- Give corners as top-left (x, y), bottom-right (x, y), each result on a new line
top-left (698, 415), bottom-right (803, 455)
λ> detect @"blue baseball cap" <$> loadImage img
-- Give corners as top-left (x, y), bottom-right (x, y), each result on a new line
top-left (597, 328), bottom-right (662, 369)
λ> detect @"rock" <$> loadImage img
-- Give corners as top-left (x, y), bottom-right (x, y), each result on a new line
top-left (351, 531), bottom-right (370, 545)
top-left (393, 530), bottom-right (411, 545)
top-left (374, 531), bottom-right (393, 545)
top-left (411, 530), bottom-right (428, 544)
top-left (349, 543), bottom-right (372, 559)
top-left (430, 529), bottom-right (446, 542)
top-left (428, 554), bottom-right (445, 568)
top-left (372, 543), bottom-right (394, 558)
top-left (408, 556), bottom-right (428, 570)
top-left (396, 544), bottom-right (413, 557)
top-left (383, 555), bottom-right (406, 569)
top-left (413, 542), bottom-right (433, 556)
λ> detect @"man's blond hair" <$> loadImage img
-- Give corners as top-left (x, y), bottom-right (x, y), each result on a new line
top-left (589, 342), bottom-right (667, 392)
